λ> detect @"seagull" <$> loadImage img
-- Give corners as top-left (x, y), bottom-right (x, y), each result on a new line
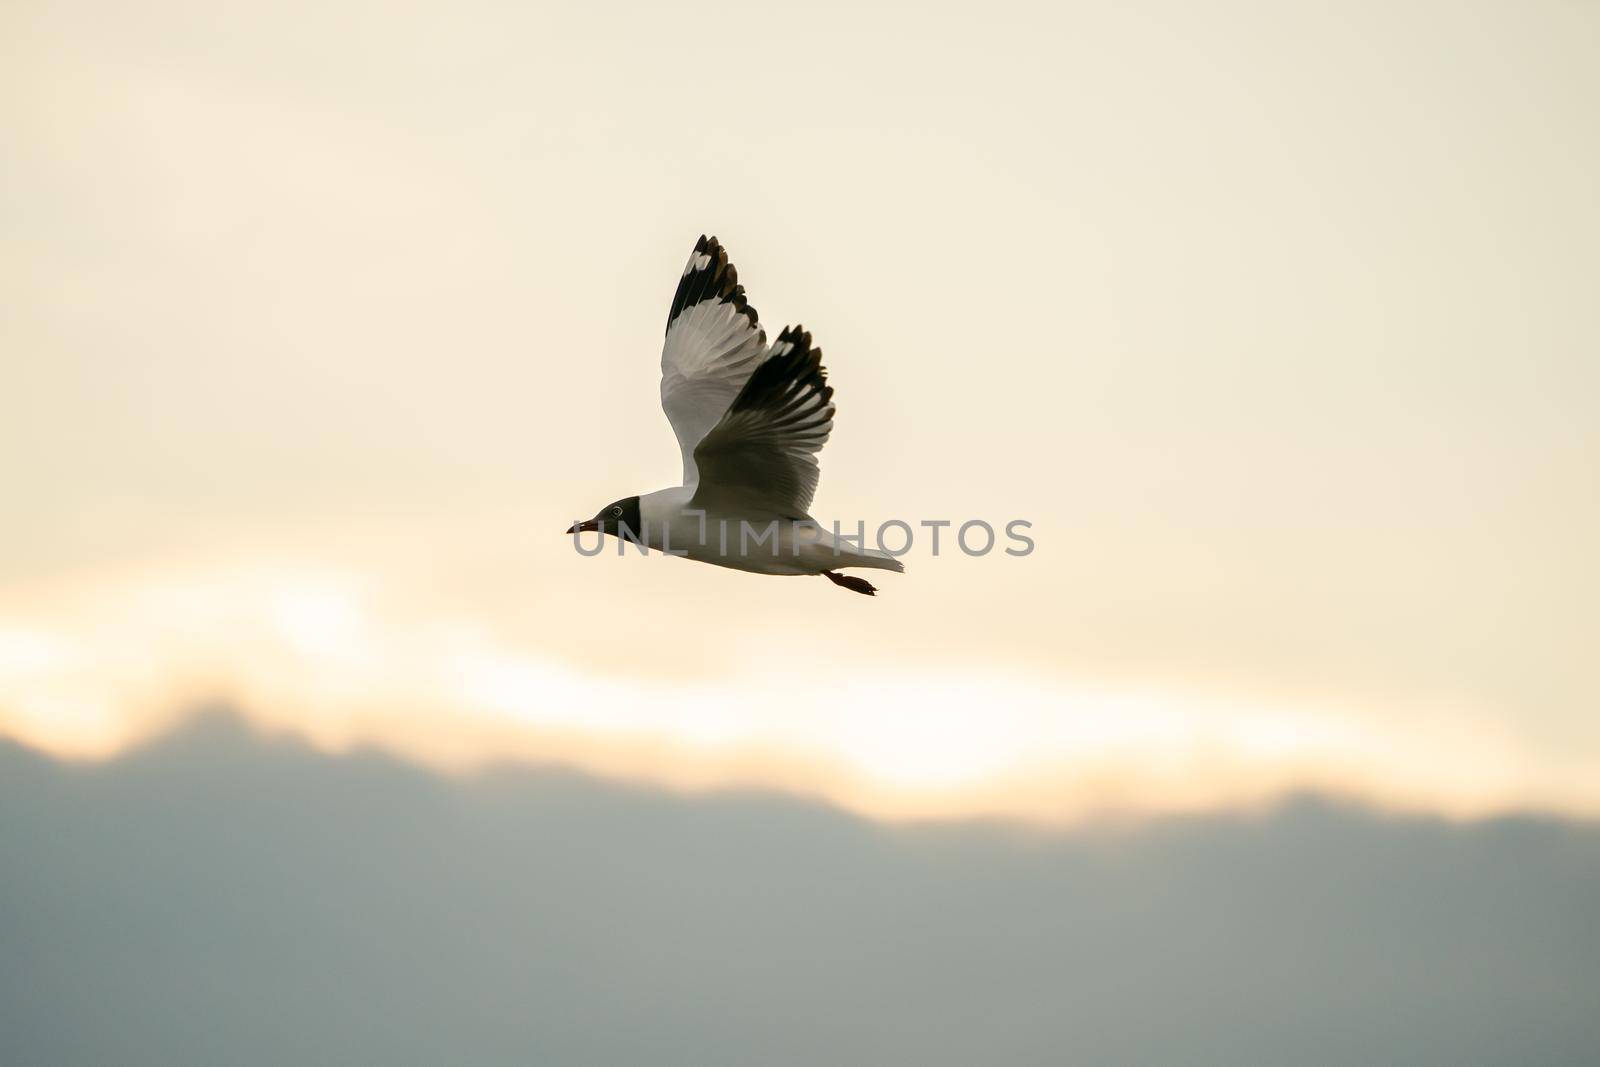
top-left (567, 235), bottom-right (903, 596)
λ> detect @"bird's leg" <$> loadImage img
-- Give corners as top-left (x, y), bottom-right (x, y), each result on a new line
top-left (823, 570), bottom-right (877, 596)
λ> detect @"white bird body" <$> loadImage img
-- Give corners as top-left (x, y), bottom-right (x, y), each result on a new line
top-left (570, 235), bottom-right (903, 596)
top-left (637, 487), bottom-right (903, 578)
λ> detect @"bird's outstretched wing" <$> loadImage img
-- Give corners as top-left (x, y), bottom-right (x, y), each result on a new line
top-left (689, 326), bottom-right (835, 517)
top-left (660, 236), bottom-right (768, 486)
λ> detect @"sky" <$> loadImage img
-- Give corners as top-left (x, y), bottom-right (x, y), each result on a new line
top-left (3, 0), bottom-right (1599, 822)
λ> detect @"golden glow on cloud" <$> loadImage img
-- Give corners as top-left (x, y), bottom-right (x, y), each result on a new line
top-left (2, 559), bottom-right (1593, 823)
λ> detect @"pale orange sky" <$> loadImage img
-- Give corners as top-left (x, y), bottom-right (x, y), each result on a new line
top-left (2, 1), bottom-right (1597, 820)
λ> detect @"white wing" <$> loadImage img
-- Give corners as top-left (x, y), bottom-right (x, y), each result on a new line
top-left (660, 236), bottom-right (768, 486)
top-left (689, 326), bottom-right (835, 518)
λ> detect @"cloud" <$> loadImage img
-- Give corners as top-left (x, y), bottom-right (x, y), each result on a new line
top-left (2, 711), bottom-right (1597, 1066)
top-left (3, 561), bottom-right (1597, 822)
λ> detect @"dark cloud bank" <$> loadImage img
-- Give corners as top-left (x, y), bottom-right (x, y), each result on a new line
top-left (3, 712), bottom-right (1597, 1066)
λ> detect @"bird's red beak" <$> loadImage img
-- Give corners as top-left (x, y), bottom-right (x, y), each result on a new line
top-left (566, 519), bottom-right (601, 534)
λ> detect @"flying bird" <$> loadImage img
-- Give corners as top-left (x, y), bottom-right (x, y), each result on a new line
top-left (567, 235), bottom-right (903, 595)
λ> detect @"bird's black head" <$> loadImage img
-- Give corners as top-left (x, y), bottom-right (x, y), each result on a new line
top-left (566, 496), bottom-right (643, 539)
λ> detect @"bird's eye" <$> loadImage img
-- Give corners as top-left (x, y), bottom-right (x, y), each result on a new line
top-left (611, 506), bottom-right (623, 518)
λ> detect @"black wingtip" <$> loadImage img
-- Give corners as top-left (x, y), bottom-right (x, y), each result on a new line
top-left (667, 235), bottom-right (760, 334)
top-left (730, 326), bottom-right (833, 418)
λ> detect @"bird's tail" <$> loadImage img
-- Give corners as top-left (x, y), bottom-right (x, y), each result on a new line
top-left (813, 532), bottom-right (905, 573)
top-left (844, 548), bottom-right (904, 574)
